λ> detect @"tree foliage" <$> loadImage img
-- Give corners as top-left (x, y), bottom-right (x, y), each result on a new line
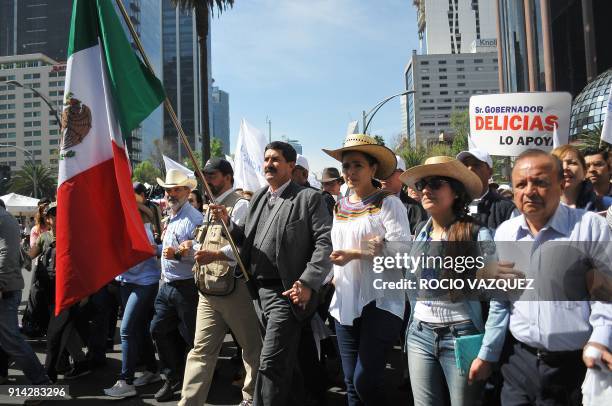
top-left (132, 160), bottom-right (162, 185)
top-left (372, 135), bottom-right (385, 146)
top-left (211, 137), bottom-right (224, 158)
top-left (450, 110), bottom-right (469, 156)
top-left (9, 162), bottom-right (56, 198)
top-left (575, 125), bottom-right (609, 153)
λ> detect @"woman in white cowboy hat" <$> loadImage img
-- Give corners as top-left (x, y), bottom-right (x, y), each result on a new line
top-left (322, 134), bottom-right (411, 406)
top-left (399, 156), bottom-right (506, 406)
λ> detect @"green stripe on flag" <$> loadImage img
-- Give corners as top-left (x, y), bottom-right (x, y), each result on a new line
top-left (67, 0), bottom-right (99, 57)
top-left (67, 0), bottom-right (166, 137)
top-left (96, 0), bottom-right (165, 135)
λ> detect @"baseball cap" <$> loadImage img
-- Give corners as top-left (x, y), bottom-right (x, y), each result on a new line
top-left (296, 154), bottom-right (309, 171)
top-left (133, 182), bottom-right (147, 195)
top-left (44, 201), bottom-right (57, 216)
top-left (456, 149), bottom-right (493, 168)
top-left (203, 157), bottom-right (234, 176)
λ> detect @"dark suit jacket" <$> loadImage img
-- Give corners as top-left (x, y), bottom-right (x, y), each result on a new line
top-left (230, 181), bottom-right (333, 318)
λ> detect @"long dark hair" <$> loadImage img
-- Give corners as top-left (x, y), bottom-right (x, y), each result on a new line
top-left (441, 178), bottom-right (482, 300)
top-left (445, 178), bottom-right (479, 243)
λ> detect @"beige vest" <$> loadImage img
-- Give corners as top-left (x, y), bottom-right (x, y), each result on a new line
top-left (193, 191), bottom-right (244, 295)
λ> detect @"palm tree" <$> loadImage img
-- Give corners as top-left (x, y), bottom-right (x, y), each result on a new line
top-left (171, 0), bottom-right (234, 166)
top-left (9, 162), bottom-right (56, 198)
top-left (575, 125), bottom-right (609, 153)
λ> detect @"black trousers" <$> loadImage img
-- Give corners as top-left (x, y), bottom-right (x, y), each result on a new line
top-left (0, 346), bottom-right (8, 377)
top-left (501, 341), bottom-right (585, 406)
top-left (44, 306), bottom-right (78, 381)
top-left (252, 285), bottom-right (305, 406)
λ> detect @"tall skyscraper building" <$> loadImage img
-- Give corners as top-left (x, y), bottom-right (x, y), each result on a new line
top-left (414, 0), bottom-right (497, 54)
top-left (0, 0), bottom-right (163, 165)
top-left (0, 0), bottom-right (72, 62)
top-left (162, 0), bottom-right (212, 161)
top-left (0, 54), bottom-right (65, 172)
top-left (403, 50), bottom-right (499, 147)
top-left (496, 0), bottom-right (612, 97)
top-left (115, 0), bottom-right (163, 162)
top-left (403, 0), bottom-right (499, 147)
top-left (211, 85), bottom-right (230, 154)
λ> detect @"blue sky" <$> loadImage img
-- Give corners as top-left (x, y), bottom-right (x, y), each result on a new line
top-left (211, 0), bottom-right (418, 174)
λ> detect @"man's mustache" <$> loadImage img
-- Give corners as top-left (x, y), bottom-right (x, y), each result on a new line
top-left (264, 167), bottom-right (277, 174)
top-left (167, 196), bottom-right (179, 203)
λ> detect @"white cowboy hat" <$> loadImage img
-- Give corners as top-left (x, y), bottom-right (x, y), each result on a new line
top-left (399, 156), bottom-right (483, 199)
top-left (156, 169), bottom-right (197, 190)
top-left (322, 134), bottom-right (397, 179)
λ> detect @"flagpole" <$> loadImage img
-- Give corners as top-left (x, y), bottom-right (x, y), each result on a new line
top-left (115, 0), bottom-right (250, 281)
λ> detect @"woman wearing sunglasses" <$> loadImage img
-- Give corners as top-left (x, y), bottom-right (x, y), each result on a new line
top-left (322, 134), bottom-right (411, 406)
top-left (399, 156), bottom-right (507, 406)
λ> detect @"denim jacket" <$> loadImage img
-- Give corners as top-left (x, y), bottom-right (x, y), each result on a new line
top-left (406, 217), bottom-right (509, 362)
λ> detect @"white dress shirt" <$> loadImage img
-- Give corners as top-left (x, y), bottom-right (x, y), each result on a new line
top-left (494, 203), bottom-right (612, 351)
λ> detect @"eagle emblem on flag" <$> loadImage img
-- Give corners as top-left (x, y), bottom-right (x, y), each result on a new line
top-left (60, 92), bottom-right (92, 151)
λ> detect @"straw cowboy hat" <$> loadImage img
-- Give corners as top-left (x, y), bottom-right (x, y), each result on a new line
top-left (322, 134), bottom-right (397, 180)
top-left (399, 156), bottom-right (482, 199)
top-left (156, 169), bottom-right (197, 190)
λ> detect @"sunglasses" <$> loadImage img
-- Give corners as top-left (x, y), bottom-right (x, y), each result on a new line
top-left (414, 177), bottom-right (450, 192)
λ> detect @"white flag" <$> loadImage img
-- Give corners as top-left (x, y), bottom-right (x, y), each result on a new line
top-left (467, 133), bottom-right (477, 150)
top-left (552, 124), bottom-right (564, 148)
top-left (308, 172), bottom-right (321, 189)
top-left (224, 154), bottom-right (235, 170)
top-left (601, 84), bottom-right (612, 145)
top-left (234, 119), bottom-right (267, 192)
top-left (163, 154), bottom-right (195, 179)
top-left (346, 120), bottom-right (359, 135)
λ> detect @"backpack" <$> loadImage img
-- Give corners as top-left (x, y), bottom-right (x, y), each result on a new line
top-left (21, 241), bottom-right (56, 337)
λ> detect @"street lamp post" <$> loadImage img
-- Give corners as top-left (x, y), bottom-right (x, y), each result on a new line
top-left (361, 89), bottom-right (416, 141)
top-left (3, 80), bottom-right (61, 126)
top-left (0, 144), bottom-right (38, 198)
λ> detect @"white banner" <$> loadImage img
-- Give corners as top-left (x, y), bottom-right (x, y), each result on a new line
top-left (234, 118), bottom-right (267, 192)
top-left (162, 154), bottom-right (195, 179)
top-left (469, 92), bottom-right (571, 156)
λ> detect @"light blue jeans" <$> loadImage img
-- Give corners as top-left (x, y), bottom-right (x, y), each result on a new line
top-left (0, 290), bottom-right (49, 384)
top-left (407, 319), bottom-right (484, 406)
top-left (119, 282), bottom-right (159, 383)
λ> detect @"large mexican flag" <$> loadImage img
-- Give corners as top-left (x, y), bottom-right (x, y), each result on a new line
top-left (56, 0), bottom-right (165, 314)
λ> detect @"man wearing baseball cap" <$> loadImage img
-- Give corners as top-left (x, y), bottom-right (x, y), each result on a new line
top-left (293, 155), bottom-right (335, 215)
top-left (456, 149), bottom-right (516, 230)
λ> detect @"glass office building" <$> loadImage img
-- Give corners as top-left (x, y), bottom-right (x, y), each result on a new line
top-left (162, 0), bottom-right (212, 161)
top-left (569, 69), bottom-right (611, 139)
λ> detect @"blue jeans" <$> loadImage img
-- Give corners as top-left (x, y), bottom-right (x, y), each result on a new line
top-left (0, 290), bottom-right (49, 384)
top-left (334, 302), bottom-right (403, 406)
top-left (407, 319), bottom-right (484, 406)
top-left (119, 282), bottom-right (159, 383)
top-left (150, 280), bottom-right (198, 382)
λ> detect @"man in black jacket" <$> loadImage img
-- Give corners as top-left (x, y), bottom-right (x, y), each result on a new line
top-left (211, 142), bottom-right (332, 406)
top-left (457, 149), bottom-right (516, 230)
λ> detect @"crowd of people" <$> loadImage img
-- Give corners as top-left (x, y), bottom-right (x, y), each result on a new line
top-left (0, 135), bottom-right (611, 406)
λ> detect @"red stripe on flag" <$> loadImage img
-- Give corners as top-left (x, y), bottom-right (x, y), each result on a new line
top-left (55, 142), bottom-right (154, 315)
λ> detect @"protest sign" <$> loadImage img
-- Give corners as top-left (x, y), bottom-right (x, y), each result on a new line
top-left (469, 92), bottom-right (571, 156)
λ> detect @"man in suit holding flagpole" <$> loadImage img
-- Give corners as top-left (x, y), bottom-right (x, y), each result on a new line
top-left (202, 141), bottom-right (333, 406)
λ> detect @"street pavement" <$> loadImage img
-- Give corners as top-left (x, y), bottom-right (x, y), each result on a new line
top-left (2, 268), bottom-right (410, 405)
